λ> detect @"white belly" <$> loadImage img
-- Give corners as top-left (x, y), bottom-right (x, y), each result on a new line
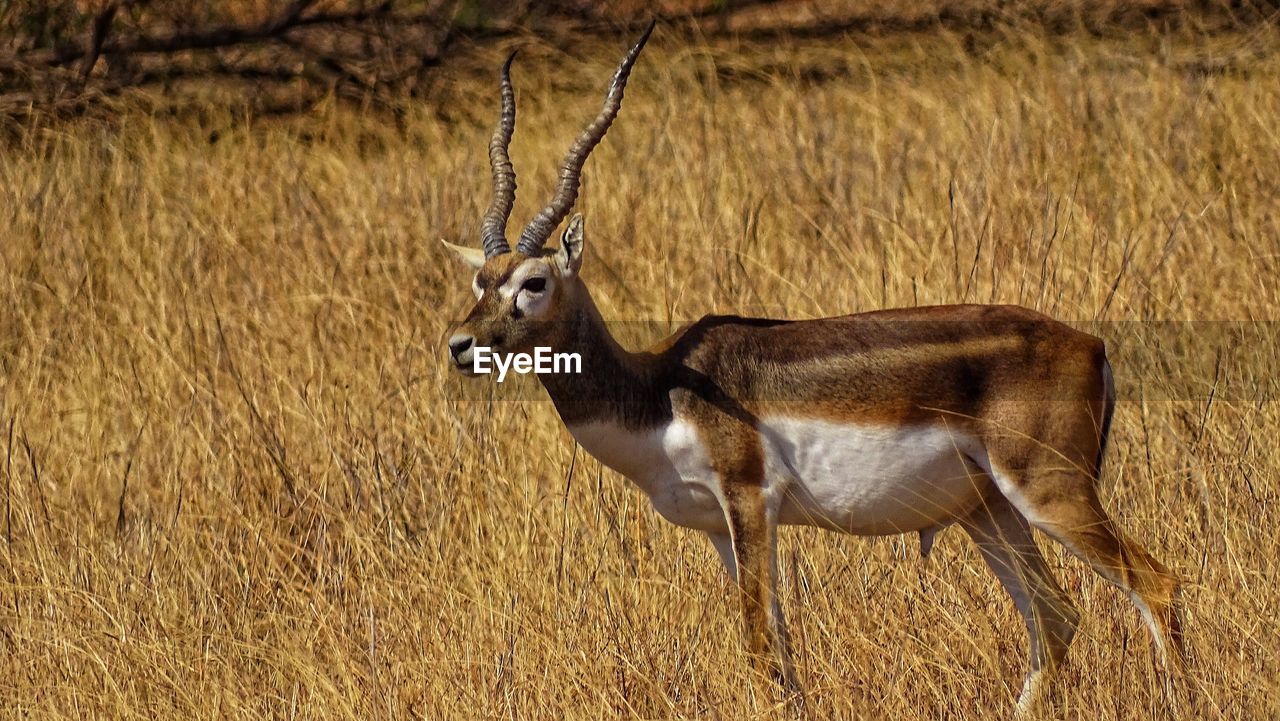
top-left (566, 417), bottom-right (992, 536)
top-left (762, 418), bottom-right (991, 534)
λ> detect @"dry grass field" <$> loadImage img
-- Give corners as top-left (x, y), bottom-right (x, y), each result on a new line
top-left (2, 14), bottom-right (1280, 720)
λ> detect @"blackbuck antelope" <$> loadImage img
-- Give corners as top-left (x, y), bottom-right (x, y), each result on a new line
top-left (443, 23), bottom-right (1185, 714)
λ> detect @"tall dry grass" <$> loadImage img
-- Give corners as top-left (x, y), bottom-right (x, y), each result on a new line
top-left (2, 18), bottom-right (1279, 720)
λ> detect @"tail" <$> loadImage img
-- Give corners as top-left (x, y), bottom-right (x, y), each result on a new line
top-left (1095, 349), bottom-right (1117, 478)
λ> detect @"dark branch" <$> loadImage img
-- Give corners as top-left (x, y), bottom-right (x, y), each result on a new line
top-left (77, 4), bottom-right (119, 82)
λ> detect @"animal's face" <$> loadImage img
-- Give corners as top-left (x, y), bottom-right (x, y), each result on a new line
top-left (440, 22), bottom-right (650, 374)
top-left (444, 217), bottom-right (586, 373)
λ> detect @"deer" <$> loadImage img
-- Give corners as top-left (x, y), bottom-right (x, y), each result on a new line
top-left (441, 22), bottom-right (1185, 715)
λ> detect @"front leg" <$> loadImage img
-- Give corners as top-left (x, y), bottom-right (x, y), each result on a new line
top-left (707, 531), bottom-right (737, 582)
top-left (723, 484), bottom-right (804, 704)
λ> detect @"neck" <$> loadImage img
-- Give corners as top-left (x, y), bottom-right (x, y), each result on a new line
top-left (537, 285), bottom-right (669, 428)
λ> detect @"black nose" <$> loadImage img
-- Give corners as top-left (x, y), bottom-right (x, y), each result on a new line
top-left (449, 335), bottom-right (474, 359)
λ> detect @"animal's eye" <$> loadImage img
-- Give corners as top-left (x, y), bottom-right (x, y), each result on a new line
top-left (522, 277), bottom-right (547, 293)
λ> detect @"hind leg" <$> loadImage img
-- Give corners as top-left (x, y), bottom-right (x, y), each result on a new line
top-left (963, 492), bottom-right (1080, 715)
top-left (983, 448), bottom-right (1184, 672)
top-left (1028, 483), bottom-right (1183, 668)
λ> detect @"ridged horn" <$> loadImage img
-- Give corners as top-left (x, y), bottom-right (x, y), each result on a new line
top-left (480, 51), bottom-right (519, 259)
top-left (515, 20), bottom-right (655, 256)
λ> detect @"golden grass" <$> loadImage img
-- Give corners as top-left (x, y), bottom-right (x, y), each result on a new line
top-left (2, 19), bottom-right (1279, 720)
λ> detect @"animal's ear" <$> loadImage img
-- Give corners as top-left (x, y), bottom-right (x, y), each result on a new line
top-left (439, 238), bottom-right (487, 270)
top-left (555, 214), bottom-right (585, 276)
